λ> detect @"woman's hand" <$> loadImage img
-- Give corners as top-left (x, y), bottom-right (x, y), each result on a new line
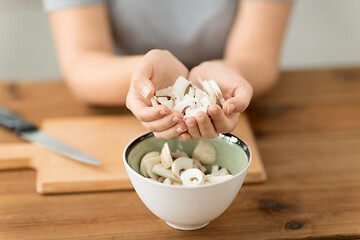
top-left (181, 61), bottom-right (253, 140)
top-left (126, 49), bottom-right (191, 139)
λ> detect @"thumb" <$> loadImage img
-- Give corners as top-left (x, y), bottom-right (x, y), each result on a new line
top-left (133, 76), bottom-right (154, 99)
top-left (222, 87), bottom-right (252, 115)
top-left (131, 59), bottom-right (155, 99)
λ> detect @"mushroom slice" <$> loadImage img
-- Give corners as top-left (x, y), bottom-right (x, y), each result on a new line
top-left (209, 94), bottom-right (217, 105)
top-left (160, 142), bottom-right (173, 168)
top-left (180, 168), bottom-right (205, 186)
top-left (208, 79), bottom-right (225, 106)
top-left (152, 164), bottom-right (181, 182)
top-left (205, 174), bottom-right (232, 184)
top-left (155, 86), bottom-right (172, 97)
top-left (219, 98), bottom-right (225, 105)
top-left (210, 165), bottom-right (230, 176)
top-left (192, 84), bottom-right (201, 90)
top-left (171, 149), bottom-right (189, 159)
top-left (156, 97), bottom-right (170, 105)
top-left (172, 100), bottom-right (194, 114)
top-left (200, 95), bottom-right (212, 108)
top-left (140, 152), bottom-right (160, 177)
top-left (193, 159), bottom-right (207, 173)
top-left (157, 176), bottom-right (166, 183)
top-left (142, 156), bottom-right (161, 179)
top-left (195, 88), bottom-right (207, 100)
top-left (184, 106), bottom-right (207, 119)
top-left (172, 76), bottom-right (192, 100)
top-left (183, 94), bottom-right (199, 105)
top-left (188, 87), bottom-right (195, 98)
top-left (198, 77), bottom-right (216, 97)
top-left (192, 139), bottom-right (216, 164)
top-left (216, 168), bottom-right (230, 176)
top-left (150, 96), bottom-right (159, 107)
top-left (140, 163), bottom-right (147, 177)
top-left (161, 100), bottom-right (175, 110)
top-left (156, 97), bottom-right (174, 110)
top-left (211, 165), bottom-right (219, 175)
top-left (171, 157), bottom-right (193, 178)
top-left (171, 181), bottom-right (182, 186)
top-left (163, 178), bottom-right (172, 185)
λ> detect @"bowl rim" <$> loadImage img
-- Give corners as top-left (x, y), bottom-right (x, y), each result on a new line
top-left (123, 132), bottom-right (252, 189)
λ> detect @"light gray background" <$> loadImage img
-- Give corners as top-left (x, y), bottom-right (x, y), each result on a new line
top-left (0, 0), bottom-right (360, 81)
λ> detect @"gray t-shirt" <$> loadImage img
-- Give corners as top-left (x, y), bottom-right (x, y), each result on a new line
top-left (44, 0), bottom-right (239, 68)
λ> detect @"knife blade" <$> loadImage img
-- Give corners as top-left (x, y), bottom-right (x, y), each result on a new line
top-left (0, 105), bottom-right (101, 166)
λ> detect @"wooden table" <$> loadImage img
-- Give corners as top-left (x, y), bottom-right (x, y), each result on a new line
top-left (1, 67), bottom-right (360, 239)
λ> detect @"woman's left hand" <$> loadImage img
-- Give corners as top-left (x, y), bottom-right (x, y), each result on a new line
top-left (180, 61), bottom-right (253, 141)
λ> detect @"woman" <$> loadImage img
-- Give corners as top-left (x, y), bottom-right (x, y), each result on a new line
top-left (44, 0), bottom-right (292, 141)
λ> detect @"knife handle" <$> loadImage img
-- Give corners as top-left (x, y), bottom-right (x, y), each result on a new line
top-left (0, 106), bottom-right (38, 135)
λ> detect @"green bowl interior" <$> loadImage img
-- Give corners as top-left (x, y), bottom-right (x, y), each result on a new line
top-left (127, 134), bottom-right (249, 175)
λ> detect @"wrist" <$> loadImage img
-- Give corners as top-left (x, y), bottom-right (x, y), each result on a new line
top-left (223, 57), bottom-right (279, 98)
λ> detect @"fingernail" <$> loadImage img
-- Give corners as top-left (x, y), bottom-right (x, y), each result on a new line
top-left (177, 127), bottom-right (186, 133)
top-left (198, 117), bottom-right (205, 123)
top-left (141, 85), bottom-right (151, 98)
top-left (180, 134), bottom-right (189, 142)
top-left (173, 116), bottom-right (180, 122)
top-left (210, 106), bottom-right (218, 114)
top-left (160, 110), bottom-right (168, 115)
top-left (227, 104), bottom-right (235, 114)
top-left (187, 121), bottom-right (195, 127)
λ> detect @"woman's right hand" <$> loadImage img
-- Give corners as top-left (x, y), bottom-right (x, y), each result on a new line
top-left (126, 49), bottom-right (191, 140)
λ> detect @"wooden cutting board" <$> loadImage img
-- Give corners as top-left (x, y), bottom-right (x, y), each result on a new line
top-left (0, 114), bottom-right (266, 194)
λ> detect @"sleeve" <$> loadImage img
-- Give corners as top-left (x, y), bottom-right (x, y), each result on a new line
top-left (43, 0), bottom-right (105, 12)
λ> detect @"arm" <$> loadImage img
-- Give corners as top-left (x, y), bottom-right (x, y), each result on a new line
top-left (50, 5), bottom-right (190, 139)
top-left (182, 0), bottom-right (292, 140)
top-left (225, 0), bottom-right (292, 98)
top-left (48, 4), bottom-right (142, 105)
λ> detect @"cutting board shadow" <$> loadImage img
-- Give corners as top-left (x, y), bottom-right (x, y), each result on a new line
top-left (0, 114), bottom-right (266, 194)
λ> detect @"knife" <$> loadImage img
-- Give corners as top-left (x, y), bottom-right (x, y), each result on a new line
top-left (0, 105), bottom-right (101, 166)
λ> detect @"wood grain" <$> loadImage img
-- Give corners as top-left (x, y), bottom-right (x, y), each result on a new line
top-left (1, 67), bottom-right (360, 239)
top-left (234, 114), bottom-right (266, 183)
top-left (0, 114), bottom-right (265, 194)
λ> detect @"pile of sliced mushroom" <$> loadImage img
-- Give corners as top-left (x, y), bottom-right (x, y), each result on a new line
top-left (140, 139), bottom-right (232, 186)
top-left (151, 76), bottom-right (226, 119)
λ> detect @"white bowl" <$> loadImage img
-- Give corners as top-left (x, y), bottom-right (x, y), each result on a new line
top-left (123, 132), bottom-right (251, 230)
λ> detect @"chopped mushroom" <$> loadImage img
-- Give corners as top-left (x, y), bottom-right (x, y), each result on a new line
top-left (171, 157), bottom-right (193, 178)
top-left (157, 176), bottom-right (165, 183)
top-left (180, 168), bottom-right (205, 186)
top-left (142, 156), bottom-right (161, 180)
top-left (192, 139), bottom-right (216, 164)
top-left (152, 164), bottom-right (181, 183)
top-left (205, 175), bottom-right (232, 184)
top-left (163, 178), bottom-right (172, 185)
top-left (193, 159), bottom-right (207, 173)
top-left (171, 149), bottom-right (189, 159)
top-left (140, 151), bottom-right (160, 178)
top-left (151, 76), bottom-right (225, 119)
top-left (139, 140), bottom-right (232, 186)
top-left (160, 142), bottom-right (173, 168)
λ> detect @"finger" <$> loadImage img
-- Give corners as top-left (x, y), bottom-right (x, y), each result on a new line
top-left (132, 76), bottom-right (155, 99)
top-left (132, 57), bottom-right (155, 99)
top-left (136, 105), bottom-right (170, 122)
top-left (222, 86), bottom-right (252, 115)
top-left (208, 104), bottom-right (237, 133)
top-left (185, 117), bottom-right (201, 140)
top-left (195, 111), bottom-right (218, 139)
top-left (126, 87), bottom-right (171, 122)
top-left (128, 99), bottom-right (171, 122)
top-left (179, 132), bottom-right (191, 142)
top-left (141, 111), bottom-right (183, 132)
top-left (153, 122), bottom-right (187, 140)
